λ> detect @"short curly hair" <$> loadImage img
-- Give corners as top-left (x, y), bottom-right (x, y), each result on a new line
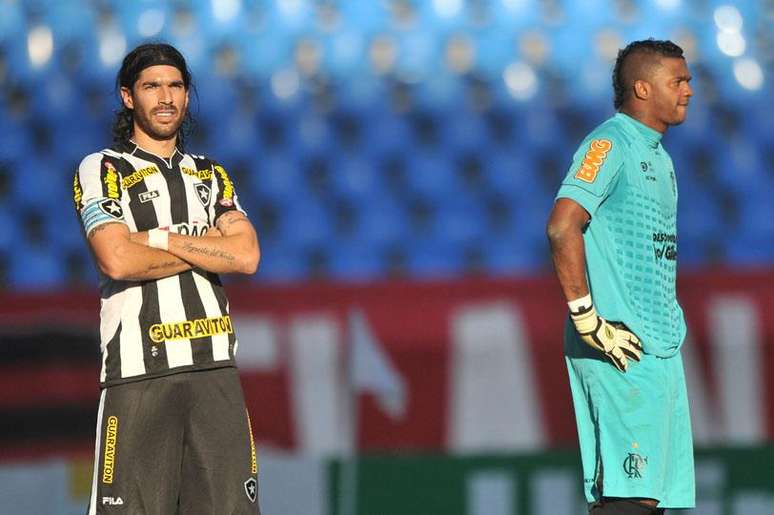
top-left (612, 39), bottom-right (684, 109)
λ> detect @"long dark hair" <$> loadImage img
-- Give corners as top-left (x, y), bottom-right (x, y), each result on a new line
top-left (112, 43), bottom-right (195, 150)
top-left (612, 39), bottom-right (684, 109)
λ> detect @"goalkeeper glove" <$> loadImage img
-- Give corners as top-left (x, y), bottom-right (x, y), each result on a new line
top-left (570, 304), bottom-right (643, 372)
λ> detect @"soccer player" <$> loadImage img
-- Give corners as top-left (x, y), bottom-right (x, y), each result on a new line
top-left (73, 43), bottom-right (262, 514)
top-left (546, 40), bottom-right (695, 514)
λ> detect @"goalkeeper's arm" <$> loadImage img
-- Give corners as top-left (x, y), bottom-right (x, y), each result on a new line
top-left (546, 198), bottom-right (642, 372)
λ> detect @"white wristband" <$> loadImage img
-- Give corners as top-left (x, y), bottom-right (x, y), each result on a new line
top-left (148, 228), bottom-right (169, 251)
top-left (568, 294), bottom-right (593, 314)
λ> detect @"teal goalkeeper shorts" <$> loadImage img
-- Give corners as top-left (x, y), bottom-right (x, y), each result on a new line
top-left (564, 320), bottom-right (695, 508)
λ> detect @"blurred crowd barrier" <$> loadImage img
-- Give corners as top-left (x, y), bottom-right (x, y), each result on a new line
top-left (1, 270), bottom-right (773, 460)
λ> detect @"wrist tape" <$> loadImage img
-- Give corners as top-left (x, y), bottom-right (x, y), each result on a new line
top-left (148, 228), bottom-right (169, 251)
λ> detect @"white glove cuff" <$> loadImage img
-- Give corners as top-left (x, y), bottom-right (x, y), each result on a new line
top-left (148, 228), bottom-right (169, 251)
top-left (568, 294), bottom-right (593, 314)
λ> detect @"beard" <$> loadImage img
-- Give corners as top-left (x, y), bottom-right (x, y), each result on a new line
top-left (132, 105), bottom-right (186, 142)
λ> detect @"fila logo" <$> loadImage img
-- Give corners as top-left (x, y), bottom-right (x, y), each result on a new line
top-left (102, 497), bottom-right (124, 506)
top-left (139, 190), bottom-right (160, 203)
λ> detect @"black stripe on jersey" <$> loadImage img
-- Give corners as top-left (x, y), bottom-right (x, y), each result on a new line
top-left (124, 168), bottom-right (160, 232)
top-left (132, 148), bottom-right (189, 225)
top-left (139, 281), bottom-right (168, 375)
top-left (104, 322), bottom-right (122, 383)
top-left (165, 163), bottom-right (189, 225)
top-left (207, 272), bottom-right (236, 357)
top-left (178, 271), bottom-right (215, 364)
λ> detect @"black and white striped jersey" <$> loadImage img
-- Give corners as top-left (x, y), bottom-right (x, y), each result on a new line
top-left (73, 141), bottom-right (246, 387)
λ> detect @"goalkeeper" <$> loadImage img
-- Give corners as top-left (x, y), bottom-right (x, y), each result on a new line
top-left (546, 40), bottom-right (695, 514)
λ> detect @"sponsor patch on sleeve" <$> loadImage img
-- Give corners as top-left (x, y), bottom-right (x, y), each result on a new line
top-left (574, 139), bottom-right (613, 183)
top-left (103, 161), bottom-right (121, 199)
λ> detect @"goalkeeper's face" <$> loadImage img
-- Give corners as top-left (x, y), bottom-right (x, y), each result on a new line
top-left (121, 65), bottom-right (189, 144)
top-left (650, 56), bottom-right (693, 127)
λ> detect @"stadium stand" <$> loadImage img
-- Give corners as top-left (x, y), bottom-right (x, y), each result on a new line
top-left (0, 0), bottom-right (772, 289)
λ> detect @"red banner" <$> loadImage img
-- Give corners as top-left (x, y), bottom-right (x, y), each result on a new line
top-left (1, 269), bottom-right (773, 461)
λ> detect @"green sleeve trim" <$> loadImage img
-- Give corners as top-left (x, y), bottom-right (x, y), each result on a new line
top-left (555, 183), bottom-right (606, 217)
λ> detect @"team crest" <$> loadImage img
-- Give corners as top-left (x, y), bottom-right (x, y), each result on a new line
top-left (99, 198), bottom-right (123, 219)
top-left (623, 452), bottom-right (648, 479)
top-left (195, 183), bottom-right (211, 206)
top-left (243, 477), bottom-right (257, 503)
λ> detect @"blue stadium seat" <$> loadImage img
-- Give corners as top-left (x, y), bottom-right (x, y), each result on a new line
top-left (0, 117), bottom-right (36, 161)
top-left (7, 157), bottom-right (63, 210)
top-left (0, 206), bottom-right (19, 253)
top-left (277, 194), bottom-right (334, 248)
top-left (9, 243), bottom-right (65, 290)
top-left (249, 151), bottom-right (305, 204)
top-left (403, 150), bottom-right (465, 202)
top-left (362, 110), bottom-right (414, 158)
top-left (327, 241), bottom-right (386, 282)
top-left (47, 205), bottom-right (84, 250)
top-left (678, 186), bottom-right (725, 229)
top-left (2, 1), bottom-right (774, 289)
top-left (349, 194), bottom-right (411, 248)
top-left (0, 2), bottom-right (24, 45)
top-left (434, 198), bottom-right (487, 246)
top-left (440, 109), bottom-right (489, 154)
top-left (506, 188), bottom-right (554, 249)
top-left (482, 236), bottom-right (550, 276)
top-left (327, 154), bottom-right (385, 201)
top-left (481, 146), bottom-right (538, 196)
top-left (405, 238), bottom-right (464, 279)
top-left (252, 242), bottom-right (307, 284)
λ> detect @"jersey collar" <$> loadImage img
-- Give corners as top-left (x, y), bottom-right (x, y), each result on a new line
top-left (615, 112), bottom-right (662, 149)
top-left (127, 140), bottom-right (184, 169)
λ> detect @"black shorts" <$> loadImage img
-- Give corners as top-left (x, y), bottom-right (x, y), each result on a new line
top-left (86, 367), bottom-right (260, 515)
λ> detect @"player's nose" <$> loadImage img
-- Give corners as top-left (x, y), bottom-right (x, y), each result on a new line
top-left (159, 86), bottom-right (174, 104)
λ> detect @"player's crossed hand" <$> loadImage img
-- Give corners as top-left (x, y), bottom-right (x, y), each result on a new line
top-left (571, 307), bottom-right (643, 372)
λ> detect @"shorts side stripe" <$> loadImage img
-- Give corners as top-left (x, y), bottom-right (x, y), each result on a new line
top-left (88, 389), bottom-right (107, 515)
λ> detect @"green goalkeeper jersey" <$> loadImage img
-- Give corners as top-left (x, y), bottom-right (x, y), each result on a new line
top-left (556, 112), bottom-right (686, 357)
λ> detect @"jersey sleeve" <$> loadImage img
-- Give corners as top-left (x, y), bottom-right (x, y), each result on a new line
top-left (556, 135), bottom-right (624, 217)
top-left (74, 152), bottom-right (126, 235)
top-left (210, 161), bottom-right (247, 224)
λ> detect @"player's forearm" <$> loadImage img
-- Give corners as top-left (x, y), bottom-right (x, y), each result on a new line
top-left (103, 239), bottom-right (192, 281)
top-left (547, 222), bottom-right (590, 302)
top-left (164, 232), bottom-right (259, 275)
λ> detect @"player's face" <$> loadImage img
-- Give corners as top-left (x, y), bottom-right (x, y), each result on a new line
top-left (649, 57), bottom-right (692, 128)
top-left (121, 65), bottom-right (189, 143)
